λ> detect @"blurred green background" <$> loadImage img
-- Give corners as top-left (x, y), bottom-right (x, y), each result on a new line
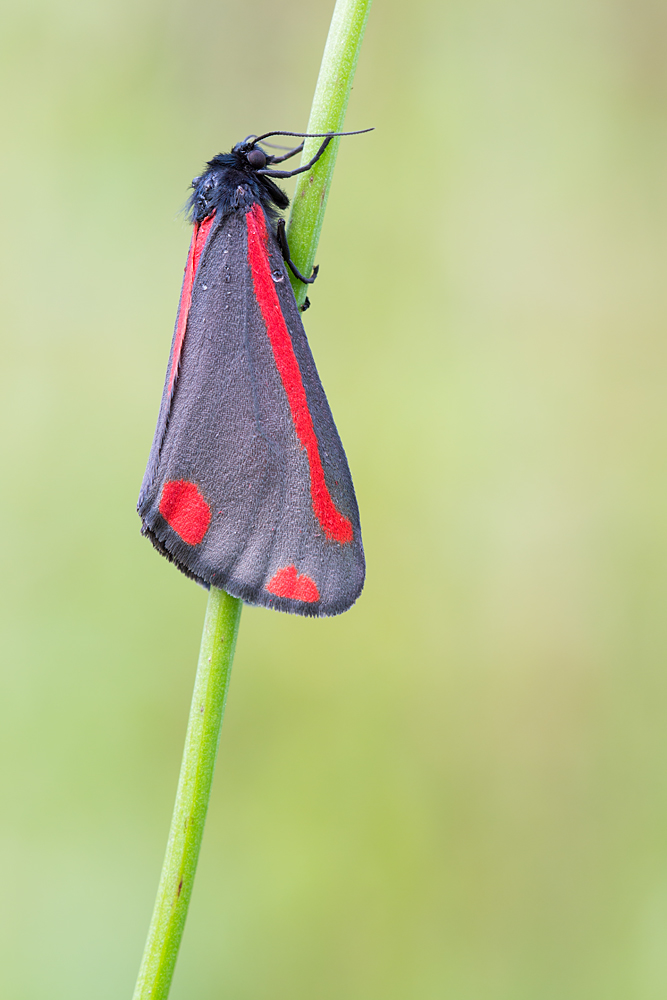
top-left (2, 0), bottom-right (667, 996)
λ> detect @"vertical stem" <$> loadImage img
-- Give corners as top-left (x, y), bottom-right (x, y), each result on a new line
top-left (132, 589), bottom-right (242, 1000)
top-left (286, 0), bottom-right (373, 308)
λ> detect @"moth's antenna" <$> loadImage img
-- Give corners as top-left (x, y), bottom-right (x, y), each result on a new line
top-left (252, 128), bottom-right (373, 144)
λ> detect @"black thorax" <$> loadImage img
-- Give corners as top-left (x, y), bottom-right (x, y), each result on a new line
top-left (187, 151), bottom-right (288, 230)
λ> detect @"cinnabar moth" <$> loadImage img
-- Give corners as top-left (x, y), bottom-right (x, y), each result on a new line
top-left (138, 130), bottom-right (368, 616)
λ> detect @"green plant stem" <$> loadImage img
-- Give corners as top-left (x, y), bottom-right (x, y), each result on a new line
top-left (132, 588), bottom-right (242, 1000)
top-left (286, 0), bottom-right (373, 307)
top-left (132, 1), bottom-right (371, 995)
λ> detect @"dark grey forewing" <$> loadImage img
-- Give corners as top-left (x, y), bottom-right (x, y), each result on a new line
top-left (139, 208), bottom-right (365, 616)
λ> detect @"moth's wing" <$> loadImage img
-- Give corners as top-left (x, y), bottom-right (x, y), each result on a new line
top-left (138, 205), bottom-right (365, 617)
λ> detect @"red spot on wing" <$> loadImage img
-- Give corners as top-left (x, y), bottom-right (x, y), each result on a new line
top-left (266, 565), bottom-right (320, 603)
top-left (168, 212), bottom-right (216, 395)
top-left (159, 480), bottom-right (211, 545)
top-left (245, 203), bottom-right (353, 545)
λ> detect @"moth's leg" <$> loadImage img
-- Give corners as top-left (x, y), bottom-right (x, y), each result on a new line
top-left (267, 142), bottom-right (304, 165)
top-left (259, 135), bottom-right (333, 179)
top-left (276, 219), bottom-right (319, 285)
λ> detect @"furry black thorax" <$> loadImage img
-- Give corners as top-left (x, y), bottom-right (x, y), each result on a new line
top-left (187, 148), bottom-right (289, 230)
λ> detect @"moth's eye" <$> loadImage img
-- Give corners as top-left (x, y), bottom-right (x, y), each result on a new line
top-left (246, 148), bottom-right (267, 169)
top-left (272, 269), bottom-right (284, 282)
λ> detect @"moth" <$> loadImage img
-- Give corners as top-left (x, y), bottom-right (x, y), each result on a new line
top-left (138, 130), bottom-right (367, 616)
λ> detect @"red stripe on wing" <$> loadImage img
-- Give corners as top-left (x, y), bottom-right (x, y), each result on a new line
top-left (245, 203), bottom-right (353, 545)
top-left (168, 212), bottom-right (216, 395)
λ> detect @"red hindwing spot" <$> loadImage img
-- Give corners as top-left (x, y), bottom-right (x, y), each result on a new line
top-left (245, 203), bottom-right (353, 545)
top-left (159, 480), bottom-right (211, 545)
top-left (266, 565), bottom-right (320, 603)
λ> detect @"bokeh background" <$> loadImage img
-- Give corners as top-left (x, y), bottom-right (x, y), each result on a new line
top-left (2, 0), bottom-right (667, 996)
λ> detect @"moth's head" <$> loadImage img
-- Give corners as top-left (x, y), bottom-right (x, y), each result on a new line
top-left (186, 143), bottom-right (288, 225)
top-left (232, 136), bottom-right (270, 172)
